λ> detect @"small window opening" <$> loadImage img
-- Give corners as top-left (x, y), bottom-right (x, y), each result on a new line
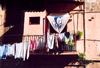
top-left (29, 17), bottom-right (40, 25)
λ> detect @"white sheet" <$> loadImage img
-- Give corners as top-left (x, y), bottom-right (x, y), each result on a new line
top-left (47, 13), bottom-right (70, 33)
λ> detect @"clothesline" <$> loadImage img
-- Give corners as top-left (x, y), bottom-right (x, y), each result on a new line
top-left (0, 32), bottom-right (76, 61)
top-left (0, 36), bottom-right (45, 61)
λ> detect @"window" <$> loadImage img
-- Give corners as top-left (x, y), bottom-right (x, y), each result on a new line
top-left (29, 17), bottom-right (40, 25)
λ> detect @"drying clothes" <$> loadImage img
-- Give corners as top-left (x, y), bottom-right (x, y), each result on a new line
top-left (36, 36), bottom-right (45, 49)
top-left (7, 44), bottom-right (15, 56)
top-left (23, 41), bottom-right (30, 61)
top-left (40, 36), bottom-right (45, 48)
top-left (69, 33), bottom-right (73, 45)
top-left (47, 33), bottom-right (55, 50)
top-left (58, 33), bottom-right (65, 41)
top-left (47, 13), bottom-right (70, 33)
top-left (55, 34), bottom-right (58, 48)
top-left (15, 42), bottom-right (24, 59)
top-left (36, 39), bottom-right (41, 49)
top-left (64, 36), bottom-right (69, 45)
top-left (0, 45), bottom-right (8, 59)
top-left (30, 39), bottom-right (37, 51)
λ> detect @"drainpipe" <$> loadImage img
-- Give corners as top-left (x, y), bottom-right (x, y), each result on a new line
top-left (83, 0), bottom-right (86, 53)
top-left (45, 16), bottom-right (48, 52)
top-left (73, 14), bottom-right (77, 51)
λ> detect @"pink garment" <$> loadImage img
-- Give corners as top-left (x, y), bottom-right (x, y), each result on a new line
top-left (30, 39), bottom-right (37, 51)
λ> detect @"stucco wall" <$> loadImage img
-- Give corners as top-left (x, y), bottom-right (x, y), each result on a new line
top-left (23, 10), bottom-right (47, 35)
top-left (85, 13), bottom-right (100, 60)
top-left (85, 0), bottom-right (100, 68)
top-left (85, 0), bottom-right (100, 12)
top-left (0, 5), bottom-right (5, 36)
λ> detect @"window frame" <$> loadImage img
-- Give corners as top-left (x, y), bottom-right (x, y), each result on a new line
top-left (29, 17), bottom-right (40, 25)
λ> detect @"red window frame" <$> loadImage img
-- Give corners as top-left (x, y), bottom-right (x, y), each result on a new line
top-left (29, 17), bottom-right (40, 25)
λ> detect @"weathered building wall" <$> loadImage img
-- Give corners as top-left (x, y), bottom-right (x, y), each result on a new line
top-left (85, 0), bottom-right (100, 60)
top-left (85, 0), bottom-right (100, 68)
top-left (85, 13), bottom-right (100, 60)
top-left (85, 0), bottom-right (100, 12)
top-left (23, 10), bottom-right (47, 36)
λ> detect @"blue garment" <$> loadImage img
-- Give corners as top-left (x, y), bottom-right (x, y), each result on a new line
top-left (0, 45), bottom-right (8, 59)
top-left (54, 16), bottom-right (63, 29)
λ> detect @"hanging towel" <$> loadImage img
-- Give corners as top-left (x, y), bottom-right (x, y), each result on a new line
top-left (36, 38), bottom-right (41, 49)
top-left (7, 44), bottom-right (15, 56)
top-left (0, 45), bottom-right (8, 59)
top-left (15, 42), bottom-right (24, 59)
top-left (47, 13), bottom-right (70, 33)
top-left (35, 36), bottom-right (45, 51)
top-left (30, 39), bottom-right (37, 51)
top-left (58, 33), bottom-right (65, 41)
top-left (23, 41), bottom-right (30, 61)
top-left (47, 33), bottom-right (55, 49)
top-left (40, 36), bottom-right (45, 48)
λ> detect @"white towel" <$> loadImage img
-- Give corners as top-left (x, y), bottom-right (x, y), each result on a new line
top-left (7, 44), bottom-right (15, 56)
top-left (47, 33), bottom-right (55, 49)
top-left (15, 42), bottom-right (24, 59)
top-left (23, 41), bottom-right (30, 61)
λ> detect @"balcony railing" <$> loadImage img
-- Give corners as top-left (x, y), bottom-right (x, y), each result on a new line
top-left (22, 35), bottom-right (76, 52)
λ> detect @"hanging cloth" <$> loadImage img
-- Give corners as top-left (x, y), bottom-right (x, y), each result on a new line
top-left (47, 13), bottom-right (70, 33)
top-left (15, 42), bottom-right (24, 59)
top-left (7, 44), bottom-right (15, 56)
top-left (58, 33), bottom-right (65, 41)
top-left (47, 33), bottom-right (55, 49)
top-left (23, 41), bottom-right (30, 61)
top-left (30, 39), bottom-right (37, 51)
top-left (0, 45), bottom-right (8, 59)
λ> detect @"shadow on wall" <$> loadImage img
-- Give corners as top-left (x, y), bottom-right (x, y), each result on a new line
top-left (0, 3), bottom-right (24, 44)
top-left (0, 0), bottom-right (46, 44)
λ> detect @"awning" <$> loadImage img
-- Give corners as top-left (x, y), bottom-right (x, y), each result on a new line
top-left (47, 13), bottom-right (70, 33)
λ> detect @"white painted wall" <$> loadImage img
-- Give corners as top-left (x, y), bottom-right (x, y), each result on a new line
top-left (23, 10), bottom-right (46, 35)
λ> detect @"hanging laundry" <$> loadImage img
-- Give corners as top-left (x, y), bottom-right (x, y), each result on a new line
top-left (40, 36), bottom-right (45, 48)
top-left (23, 41), bottom-right (30, 61)
top-left (57, 33), bottom-right (65, 52)
top-left (55, 34), bottom-right (58, 48)
top-left (65, 36), bottom-right (69, 45)
top-left (30, 39), bottom-right (37, 51)
top-left (47, 13), bottom-right (70, 33)
top-left (15, 42), bottom-right (24, 59)
top-left (36, 38), bottom-right (41, 50)
top-left (58, 33), bottom-right (65, 41)
top-left (64, 32), bottom-right (70, 44)
top-left (35, 36), bottom-right (45, 52)
top-left (7, 44), bottom-right (15, 56)
top-left (47, 33), bottom-right (55, 50)
top-left (69, 33), bottom-right (73, 45)
top-left (0, 45), bottom-right (8, 59)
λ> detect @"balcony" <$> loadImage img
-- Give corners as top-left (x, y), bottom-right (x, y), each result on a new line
top-left (23, 35), bottom-right (78, 55)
